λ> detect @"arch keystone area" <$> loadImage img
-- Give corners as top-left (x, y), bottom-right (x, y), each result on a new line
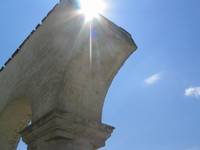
top-left (0, 0), bottom-right (137, 149)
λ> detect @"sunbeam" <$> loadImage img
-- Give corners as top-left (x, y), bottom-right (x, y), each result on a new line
top-left (89, 22), bottom-right (92, 67)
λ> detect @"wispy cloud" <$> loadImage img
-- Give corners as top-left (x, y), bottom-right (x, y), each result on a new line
top-left (144, 73), bottom-right (161, 85)
top-left (186, 146), bottom-right (200, 150)
top-left (185, 86), bottom-right (200, 98)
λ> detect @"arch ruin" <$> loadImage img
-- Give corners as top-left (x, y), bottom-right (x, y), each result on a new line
top-left (0, 0), bottom-right (137, 149)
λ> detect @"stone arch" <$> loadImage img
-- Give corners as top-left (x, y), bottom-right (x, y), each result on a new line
top-left (0, 97), bottom-right (31, 150)
top-left (0, 1), bottom-right (137, 149)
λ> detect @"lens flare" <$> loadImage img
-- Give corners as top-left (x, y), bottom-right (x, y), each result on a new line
top-left (80, 0), bottom-right (106, 21)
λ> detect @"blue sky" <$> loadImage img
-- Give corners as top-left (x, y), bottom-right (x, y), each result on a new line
top-left (0, 0), bottom-right (200, 150)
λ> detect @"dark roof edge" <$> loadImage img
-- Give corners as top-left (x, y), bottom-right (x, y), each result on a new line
top-left (0, 2), bottom-right (60, 74)
top-left (0, 2), bottom-right (137, 74)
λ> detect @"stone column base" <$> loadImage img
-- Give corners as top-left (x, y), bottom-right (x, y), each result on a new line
top-left (21, 110), bottom-right (114, 150)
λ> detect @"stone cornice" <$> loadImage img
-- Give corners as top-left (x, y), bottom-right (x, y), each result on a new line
top-left (21, 109), bottom-right (114, 149)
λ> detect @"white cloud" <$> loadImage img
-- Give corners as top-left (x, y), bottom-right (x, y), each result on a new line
top-left (144, 73), bottom-right (161, 85)
top-left (185, 86), bottom-right (200, 98)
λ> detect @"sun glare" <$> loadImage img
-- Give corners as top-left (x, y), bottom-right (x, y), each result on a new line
top-left (80, 0), bottom-right (106, 21)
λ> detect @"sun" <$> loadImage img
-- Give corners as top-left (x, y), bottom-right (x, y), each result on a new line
top-left (79, 0), bottom-right (106, 21)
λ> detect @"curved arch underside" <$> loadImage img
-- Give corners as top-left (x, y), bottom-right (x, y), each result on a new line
top-left (0, 98), bottom-right (31, 150)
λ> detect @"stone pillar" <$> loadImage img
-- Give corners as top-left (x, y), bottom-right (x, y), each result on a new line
top-left (21, 110), bottom-right (114, 150)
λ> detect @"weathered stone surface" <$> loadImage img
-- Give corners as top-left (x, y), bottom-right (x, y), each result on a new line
top-left (21, 110), bottom-right (114, 150)
top-left (0, 0), bottom-right (137, 149)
